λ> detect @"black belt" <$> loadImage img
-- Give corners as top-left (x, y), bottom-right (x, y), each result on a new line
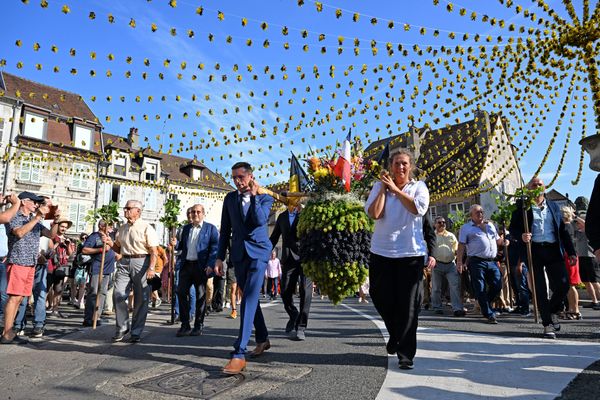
top-left (122, 254), bottom-right (148, 259)
top-left (532, 241), bottom-right (557, 247)
top-left (470, 256), bottom-right (496, 262)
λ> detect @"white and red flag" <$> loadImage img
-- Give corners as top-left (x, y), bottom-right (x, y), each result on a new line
top-left (333, 131), bottom-right (352, 192)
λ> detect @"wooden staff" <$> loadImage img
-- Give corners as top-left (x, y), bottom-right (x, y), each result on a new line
top-left (501, 224), bottom-right (515, 309)
top-left (521, 195), bottom-right (540, 324)
top-left (169, 227), bottom-right (177, 325)
top-left (92, 244), bottom-right (107, 329)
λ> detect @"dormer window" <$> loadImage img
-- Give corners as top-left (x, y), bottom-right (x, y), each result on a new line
top-left (192, 168), bottom-right (203, 181)
top-left (145, 161), bottom-right (158, 181)
top-left (23, 111), bottom-right (46, 140)
top-left (113, 153), bottom-right (127, 176)
top-left (73, 124), bottom-right (93, 150)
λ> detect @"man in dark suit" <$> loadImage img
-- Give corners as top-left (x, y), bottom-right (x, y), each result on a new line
top-left (270, 203), bottom-right (312, 341)
top-left (510, 177), bottom-right (577, 339)
top-left (215, 162), bottom-right (274, 374)
top-left (173, 204), bottom-right (219, 337)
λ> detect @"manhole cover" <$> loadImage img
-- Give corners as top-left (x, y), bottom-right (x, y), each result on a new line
top-left (128, 366), bottom-right (264, 399)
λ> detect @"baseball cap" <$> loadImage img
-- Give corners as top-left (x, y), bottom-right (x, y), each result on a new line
top-left (18, 191), bottom-right (44, 203)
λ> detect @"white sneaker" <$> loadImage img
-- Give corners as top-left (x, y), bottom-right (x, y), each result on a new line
top-left (224, 302), bottom-right (231, 309)
top-left (79, 301), bottom-right (85, 310)
top-left (543, 325), bottom-right (556, 339)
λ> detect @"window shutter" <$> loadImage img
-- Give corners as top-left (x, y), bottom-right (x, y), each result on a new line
top-left (102, 182), bottom-right (112, 205)
top-left (31, 156), bottom-right (42, 183)
top-left (19, 158), bottom-right (31, 181)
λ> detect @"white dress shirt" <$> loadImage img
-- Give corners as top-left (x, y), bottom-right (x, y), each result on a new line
top-left (186, 223), bottom-right (202, 261)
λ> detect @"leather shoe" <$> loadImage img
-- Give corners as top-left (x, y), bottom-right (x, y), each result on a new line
top-left (222, 358), bottom-right (246, 375)
top-left (190, 325), bottom-right (203, 336)
top-left (249, 340), bottom-right (271, 358)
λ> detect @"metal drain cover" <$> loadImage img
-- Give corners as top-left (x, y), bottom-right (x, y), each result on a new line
top-left (127, 366), bottom-right (263, 399)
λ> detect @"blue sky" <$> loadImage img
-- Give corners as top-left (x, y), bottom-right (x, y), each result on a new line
top-left (2, 0), bottom-right (597, 201)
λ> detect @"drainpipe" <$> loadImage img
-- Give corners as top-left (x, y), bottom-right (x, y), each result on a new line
top-left (2, 99), bottom-right (23, 195)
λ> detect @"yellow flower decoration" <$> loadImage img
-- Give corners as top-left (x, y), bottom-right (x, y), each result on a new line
top-left (61, 5), bottom-right (70, 14)
top-left (151, 23), bottom-right (158, 32)
top-left (129, 18), bottom-right (136, 28)
top-left (217, 11), bottom-right (224, 21)
top-left (108, 14), bottom-right (114, 23)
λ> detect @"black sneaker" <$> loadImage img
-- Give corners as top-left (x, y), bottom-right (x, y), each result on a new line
top-left (453, 310), bottom-right (466, 317)
top-left (176, 326), bottom-right (192, 337)
top-left (550, 313), bottom-right (561, 332)
top-left (129, 335), bottom-right (141, 343)
top-left (399, 360), bottom-right (414, 370)
top-left (487, 316), bottom-right (498, 324)
top-left (190, 325), bottom-right (203, 336)
top-left (112, 329), bottom-right (129, 342)
top-left (30, 327), bottom-right (44, 338)
top-left (593, 303), bottom-right (600, 311)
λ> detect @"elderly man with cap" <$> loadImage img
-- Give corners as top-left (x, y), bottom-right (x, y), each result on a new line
top-left (1, 192), bottom-right (60, 344)
top-left (102, 200), bottom-right (159, 343)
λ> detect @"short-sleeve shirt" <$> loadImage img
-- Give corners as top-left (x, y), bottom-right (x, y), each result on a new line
top-left (115, 218), bottom-right (160, 256)
top-left (83, 232), bottom-right (116, 275)
top-left (365, 180), bottom-right (430, 258)
top-left (433, 230), bottom-right (458, 263)
top-left (5, 211), bottom-right (45, 266)
top-left (459, 221), bottom-right (500, 259)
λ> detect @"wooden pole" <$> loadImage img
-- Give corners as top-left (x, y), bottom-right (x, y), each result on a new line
top-left (501, 224), bottom-right (515, 309)
top-left (92, 245), bottom-right (107, 329)
top-left (169, 227), bottom-right (176, 325)
top-left (521, 197), bottom-right (540, 324)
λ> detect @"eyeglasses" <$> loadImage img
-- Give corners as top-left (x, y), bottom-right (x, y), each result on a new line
top-left (123, 206), bottom-right (139, 211)
top-left (232, 174), bottom-right (248, 181)
top-left (189, 210), bottom-right (203, 214)
top-left (437, 221), bottom-right (446, 224)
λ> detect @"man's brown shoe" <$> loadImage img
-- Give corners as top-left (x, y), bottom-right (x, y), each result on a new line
top-left (222, 358), bottom-right (246, 374)
top-left (249, 340), bottom-right (271, 358)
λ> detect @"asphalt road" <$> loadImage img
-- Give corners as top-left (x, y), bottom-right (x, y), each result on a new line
top-left (1, 296), bottom-right (598, 399)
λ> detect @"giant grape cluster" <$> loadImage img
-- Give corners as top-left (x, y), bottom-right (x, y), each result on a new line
top-left (298, 197), bottom-right (374, 304)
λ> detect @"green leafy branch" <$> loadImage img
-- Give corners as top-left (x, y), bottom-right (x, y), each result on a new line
top-left (160, 197), bottom-right (182, 230)
top-left (85, 202), bottom-right (120, 226)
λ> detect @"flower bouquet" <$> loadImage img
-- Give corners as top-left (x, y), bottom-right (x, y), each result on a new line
top-left (297, 147), bottom-right (379, 304)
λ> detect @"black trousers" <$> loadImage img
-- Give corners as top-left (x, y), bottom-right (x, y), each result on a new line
top-left (281, 258), bottom-right (313, 331)
top-left (531, 243), bottom-right (569, 327)
top-left (369, 253), bottom-right (423, 362)
top-left (177, 260), bottom-right (208, 328)
top-left (212, 275), bottom-right (225, 311)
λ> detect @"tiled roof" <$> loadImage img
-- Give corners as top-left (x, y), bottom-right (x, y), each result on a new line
top-left (102, 132), bottom-right (232, 191)
top-left (0, 72), bottom-right (99, 124)
top-left (364, 112), bottom-right (499, 195)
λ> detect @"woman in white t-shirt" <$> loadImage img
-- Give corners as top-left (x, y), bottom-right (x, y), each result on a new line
top-left (365, 148), bottom-right (430, 370)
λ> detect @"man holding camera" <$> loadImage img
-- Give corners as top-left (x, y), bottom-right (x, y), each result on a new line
top-left (1, 192), bottom-right (60, 344)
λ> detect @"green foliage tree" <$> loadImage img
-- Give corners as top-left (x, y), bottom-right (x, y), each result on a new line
top-left (85, 202), bottom-right (120, 226)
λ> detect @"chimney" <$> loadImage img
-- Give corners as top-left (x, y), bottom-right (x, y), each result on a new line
top-left (128, 127), bottom-right (139, 150)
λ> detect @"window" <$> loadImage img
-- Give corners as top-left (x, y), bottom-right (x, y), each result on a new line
top-left (428, 206), bottom-right (438, 220)
top-left (71, 162), bottom-right (91, 190)
top-left (68, 202), bottom-right (89, 232)
top-left (449, 202), bottom-right (465, 215)
top-left (73, 125), bottom-right (93, 150)
top-left (0, 118), bottom-right (5, 142)
top-left (23, 112), bottom-right (46, 139)
top-left (145, 162), bottom-right (157, 181)
top-left (112, 154), bottom-right (127, 176)
top-left (144, 189), bottom-right (157, 211)
top-left (111, 184), bottom-right (127, 206)
top-left (18, 153), bottom-right (43, 183)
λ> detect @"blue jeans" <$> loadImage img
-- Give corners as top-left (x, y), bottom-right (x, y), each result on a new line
top-left (15, 265), bottom-right (48, 330)
top-left (468, 259), bottom-right (502, 318)
top-left (267, 277), bottom-right (279, 298)
top-left (174, 258), bottom-right (195, 318)
top-left (0, 262), bottom-right (7, 318)
top-left (510, 262), bottom-right (530, 313)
